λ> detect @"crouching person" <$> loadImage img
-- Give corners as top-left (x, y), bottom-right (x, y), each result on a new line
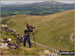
top-left (8, 39), bottom-right (18, 49)
top-left (16, 33), bottom-right (23, 46)
top-left (8, 42), bottom-right (18, 49)
top-left (23, 24), bottom-right (35, 48)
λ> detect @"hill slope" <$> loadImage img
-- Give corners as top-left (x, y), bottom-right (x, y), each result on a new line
top-left (2, 10), bottom-right (74, 51)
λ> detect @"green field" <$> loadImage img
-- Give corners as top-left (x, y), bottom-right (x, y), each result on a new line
top-left (1, 10), bottom-right (74, 51)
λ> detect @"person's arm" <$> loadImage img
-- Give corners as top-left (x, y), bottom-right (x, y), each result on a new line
top-left (24, 27), bottom-right (27, 31)
top-left (24, 27), bottom-right (27, 34)
top-left (29, 29), bottom-right (33, 32)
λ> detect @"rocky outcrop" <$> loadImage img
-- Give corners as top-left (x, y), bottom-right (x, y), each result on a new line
top-left (70, 33), bottom-right (74, 41)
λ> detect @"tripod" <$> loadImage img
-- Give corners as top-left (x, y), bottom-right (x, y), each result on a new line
top-left (32, 32), bottom-right (36, 48)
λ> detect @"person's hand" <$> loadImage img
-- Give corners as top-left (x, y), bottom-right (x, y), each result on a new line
top-left (10, 46), bottom-right (16, 49)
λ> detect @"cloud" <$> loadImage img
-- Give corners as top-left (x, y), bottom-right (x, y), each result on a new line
top-left (1, 0), bottom-right (46, 4)
top-left (1, 0), bottom-right (74, 4)
top-left (57, 0), bottom-right (74, 3)
top-left (1, 0), bottom-right (74, 1)
top-left (1, 0), bottom-right (46, 1)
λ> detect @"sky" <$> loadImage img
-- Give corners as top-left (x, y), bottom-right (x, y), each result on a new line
top-left (1, 0), bottom-right (75, 4)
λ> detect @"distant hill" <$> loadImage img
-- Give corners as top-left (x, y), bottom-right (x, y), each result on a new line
top-left (1, 1), bottom-right (74, 17)
top-left (1, 10), bottom-right (74, 51)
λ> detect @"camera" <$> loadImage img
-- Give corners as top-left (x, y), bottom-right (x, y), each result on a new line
top-left (30, 26), bottom-right (35, 29)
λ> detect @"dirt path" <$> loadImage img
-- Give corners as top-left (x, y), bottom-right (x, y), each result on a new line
top-left (31, 41), bottom-right (59, 53)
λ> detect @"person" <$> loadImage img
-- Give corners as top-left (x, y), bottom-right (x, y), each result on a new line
top-left (16, 33), bottom-right (23, 46)
top-left (3, 38), bottom-right (18, 49)
top-left (23, 24), bottom-right (34, 48)
top-left (3, 38), bottom-right (11, 43)
top-left (8, 42), bottom-right (18, 49)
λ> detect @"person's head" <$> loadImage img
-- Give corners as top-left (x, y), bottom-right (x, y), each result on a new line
top-left (16, 32), bottom-right (20, 35)
top-left (26, 24), bottom-right (30, 29)
top-left (4, 38), bottom-right (7, 40)
top-left (8, 38), bottom-right (11, 42)
top-left (17, 34), bottom-right (20, 36)
top-left (26, 24), bottom-right (29, 27)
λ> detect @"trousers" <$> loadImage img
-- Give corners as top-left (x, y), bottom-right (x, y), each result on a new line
top-left (23, 35), bottom-right (32, 48)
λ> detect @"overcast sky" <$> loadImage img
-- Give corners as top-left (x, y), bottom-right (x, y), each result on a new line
top-left (1, 0), bottom-right (75, 4)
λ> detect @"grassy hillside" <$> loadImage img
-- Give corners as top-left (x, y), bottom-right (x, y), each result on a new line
top-left (1, 30), bottom-right (45, 55)
top-left (2, 10), bottom-right (74, 51)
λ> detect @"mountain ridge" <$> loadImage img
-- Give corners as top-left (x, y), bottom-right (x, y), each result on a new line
top-left (1, 1), bottom-right (74, 17)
